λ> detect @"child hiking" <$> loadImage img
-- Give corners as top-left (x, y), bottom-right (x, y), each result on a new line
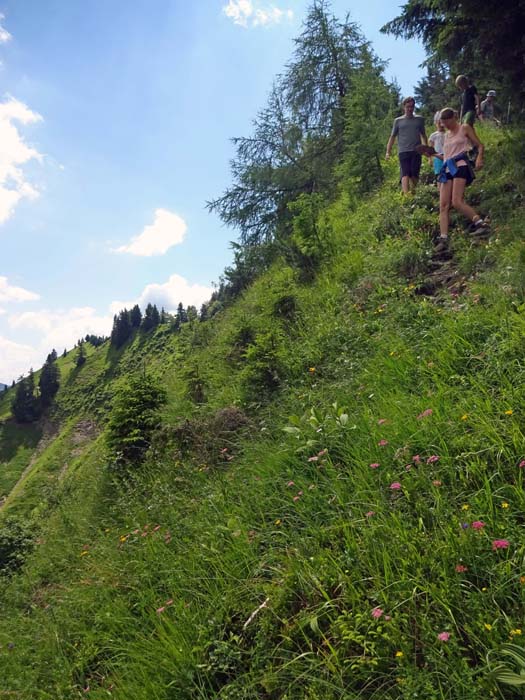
top-left (428, 118), bottom-right (446, 180)
top-left (434, 107), bottom-right (488, 254)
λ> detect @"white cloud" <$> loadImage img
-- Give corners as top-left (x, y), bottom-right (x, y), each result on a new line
top-left (114, 208), bottom-right (187, 256)
top-left (223, 1), bottom-right (293, 28)
top-left (0, 336), bottom-right (40, 383)
top-left (0, 276), bottom-right (40, 304)
top-left (0, 95), bottom-right (43, 225)
top-left (110, 273), bottom-right (212, 314)
top-left (9, 307), bottom-right (113, 348)
top-left (0, 14), bottom-right (12, 44)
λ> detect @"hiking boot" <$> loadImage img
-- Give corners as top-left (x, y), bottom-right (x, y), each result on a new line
top-left (468, 218), bottom-right (490, 237)
top-left (434, 237), bottom-right (449, 254)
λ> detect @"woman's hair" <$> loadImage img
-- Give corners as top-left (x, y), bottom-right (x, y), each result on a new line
top-left (439, 107), bottom-right (456, 120)
top-left (455, 75), bottom-right (468, 88)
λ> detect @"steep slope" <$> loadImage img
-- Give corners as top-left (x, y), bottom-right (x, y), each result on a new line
top-left (0, 126), bottom-right (524, 699)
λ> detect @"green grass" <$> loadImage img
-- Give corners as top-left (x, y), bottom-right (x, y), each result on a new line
top-left (1, 125), bottom-right (525, 699)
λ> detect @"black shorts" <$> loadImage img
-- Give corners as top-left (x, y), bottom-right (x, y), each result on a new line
top-left (444, 164), bottom-right (474, 186)
top-left (399, 151), bottom-right (422, 179)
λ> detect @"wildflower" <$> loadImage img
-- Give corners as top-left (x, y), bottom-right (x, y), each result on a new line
top-left (432, 480), bottom-right (442, 487)
top-left (390, 482), bottom-right (402, 490)
top-left (308, 367), bottom-right (316, 374)
top-left (471, 521), bottom-right (485, 530)
top-left (484, 623), bottom-right (492, 631)
top-left (427, 455), bottom-right (440, 464)
top-left (510, 629), bottom-right (522, 636)
top-left (384, 615), bottom-right (392, 621)
top-left (317, 449), bottom-right (328, 457)
top-left (461, 504), bottom-right (470, 511)
top-left (417, 409), bottom-right (433, 420)
top-left (437, 632), bottom-right (451, 642)
top-left (412, 455), bottom-right (421, 464)
top-left (156, 606), bottom-right (166, 614)
top-left (461, 523), bottom-right (469, 530)
top-left (492, 539), bottom-right (510, 551)
top-left (371, 607), bottom-right (383, 619)
top-left (455, 564), bottom-right (468, 573)
top-left (501, 502), bottom-right (510, 509)
top-left (153, 525), bottom-right (161, 531)
top-left (308, 455), bottom-right (319, 462)
top-left (293, 495), bottom-right (301, 502)
top-left (461, 414), bottom-right (468, 421)
top-left (286, 480), bottom-right (295, 487)
top-left (405, 464), bottom-right (411, 471)
top-left (369, 462), bottom-right (380, 469)
top-left (378, 418), bottom-right (388, 425)
top-left (378, 439), bottom-right (389, 446)
top-left (166, 599), bottom-right (174, 606)
top-left (520, 576), bottom-right (525, 585)
top-left (275, 519), bottom-right (282, 526)
top-left (365, 511), bottom-right (375, 518)
top-left (519, 460), bottom-right (525, 468)
top-left (505, 409), bottom-right (513, 416)
top-left (119, 535), bottom-right (127, 543)
top-left (395, 651), bottom-right (404, 658)
top-left (80, 551), bottom-right (89, 557)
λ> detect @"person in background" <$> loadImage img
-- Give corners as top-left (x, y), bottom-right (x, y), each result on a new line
top-left (480, 90), bottom-right (501, 125)
top-left (455, 75), bottom-right (480, 125)
top-left (385, 96), bottom-right (427, 194)
top-left (428, 117), bottom-right (446, 182)
top-left (434, 107), bottom-right (488, 254)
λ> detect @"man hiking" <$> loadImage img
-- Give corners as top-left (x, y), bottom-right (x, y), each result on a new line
top-left (385, 97), bottom-right (427, 194)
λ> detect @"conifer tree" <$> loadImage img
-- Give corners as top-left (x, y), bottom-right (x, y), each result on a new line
top-left (11, 370), bottom-right (40, 423)
top-left (75, 342), bottom-right (86, 368)
top-left (130, 304), bottom-right (142, 329)
top-left (39, 355), bottom-right (60, 408)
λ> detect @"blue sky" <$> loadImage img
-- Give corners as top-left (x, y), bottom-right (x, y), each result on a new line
top-left (0, 1), bottom-right (426, 383)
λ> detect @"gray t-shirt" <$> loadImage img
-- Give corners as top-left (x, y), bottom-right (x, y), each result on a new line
top-left (391, 115), bottom-right (426, 153)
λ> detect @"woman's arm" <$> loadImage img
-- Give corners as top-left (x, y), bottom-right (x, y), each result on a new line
top-left (463, 124), bottom-right (484, 168)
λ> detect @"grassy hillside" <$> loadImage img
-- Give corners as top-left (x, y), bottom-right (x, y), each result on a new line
top-left (1, 125), bottom-right (525, 699)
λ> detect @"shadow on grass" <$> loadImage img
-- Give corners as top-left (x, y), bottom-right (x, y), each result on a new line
top-left (0, 420), bottom-right (43, 463)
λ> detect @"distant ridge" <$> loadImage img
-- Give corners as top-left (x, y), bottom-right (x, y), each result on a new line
top-left (0, 383), bottom-right (7, 391)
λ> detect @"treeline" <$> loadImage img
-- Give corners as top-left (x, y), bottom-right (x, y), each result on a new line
top-left (110, 302), bottom-right (203, 349)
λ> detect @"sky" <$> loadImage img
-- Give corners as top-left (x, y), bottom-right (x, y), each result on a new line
top-left (0, 1), bottom-right (426, 384)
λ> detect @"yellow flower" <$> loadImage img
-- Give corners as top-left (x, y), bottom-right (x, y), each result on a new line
top-left (308, 367), bottom-right (316, 374)
top-left (510, 629), bottom-right (522, 636)
top-left (461, 504), bottom-right (470, 511)
top-left (389, 351), bottom-right (396, 357)
top-left (501, 502), bottom-right (510, 509)
top-left (119, 535), bottom-right (128, 543)
top-left (484, 623), bottom-right (492, 631)
top-left (395, 651), bottom-right (404, 658)
top-left (520, 576), bottom-right (525, 585)
top-left (80, 551), bottom-right (89, 557)
top-left (482, 587), bottom-right (488, 592)
top-left (275, 519), bottom-right (281, 526)
top-left (461, 414), bottom-right (468, 421)
top-left (505, 409), bottom-right (513, 416)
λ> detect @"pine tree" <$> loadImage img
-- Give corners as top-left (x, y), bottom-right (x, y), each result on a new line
top-left (75, 342), bottom-right (86, 368)
top-left (39, 356), bottom-right (60, 408)
top-left (11, 370), bottom-right (40, 423)
top-left (130, 304), bottom-right (142, 329)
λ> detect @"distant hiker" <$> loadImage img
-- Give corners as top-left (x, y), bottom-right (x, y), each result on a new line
top-left (434, 107), bottom-right (488, 254)
top-left (455, 75), bottom-right (480, 126)
top-left (428, 119), bottom-right (446, 180)
top-left (480, 90), bottom-right (500, 125)
top-left (385, 96), bottom-right (428, 194)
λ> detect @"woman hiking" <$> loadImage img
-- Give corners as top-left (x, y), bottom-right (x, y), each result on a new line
top-left (434, 107), bottom-right (489, 254)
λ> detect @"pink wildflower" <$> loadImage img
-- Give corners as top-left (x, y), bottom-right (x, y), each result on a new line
top-left (390, 482), bottom-right (402, 490)
top-left (405, 464), bottom-right (412, 471)
top-left (156, 606), bottom-right (166, 614)
top-left (455, 564), bottom-right (468, 573)
top-left (471, 521), bottom-right (485, 530)
top-left (417, 409), bottom-right (433, 420)
top-left (308, 455), bottom-right (319, 462)
top-left (377, 418), bottom-right (388, 425)
top-left (384, 615), bottom-right (392, 621)
top-left (437, 632), bottom-right (450, 642)
top-left (427, 455), bottom-right (440, 464)
top-left (286, 480), bottom-right (295, 487)
top-left (369, 462), bottom-right (380, 469)
top-left (166, 599), bottom-right (174, 606)
top-left (432, 480), bottom-right (442, 487)
top-left (293, 495), bottom-right (301, 502)
top-left (412, 455), bottom-right (421, 463)
top-left (318, 449), bottom-right (328, 457)
top-left (371, 607), bottom-right (383, 619)
top-left (153, 525), bottom-right (161, 532)
top-left (378, 439), bottom-right (389, 446)
top-left (365, 511), bottom-right (375, 518)
top-left (519, 460), bottom-right (525, 468)
top-left (492, 539), bottom-right (510, 551)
